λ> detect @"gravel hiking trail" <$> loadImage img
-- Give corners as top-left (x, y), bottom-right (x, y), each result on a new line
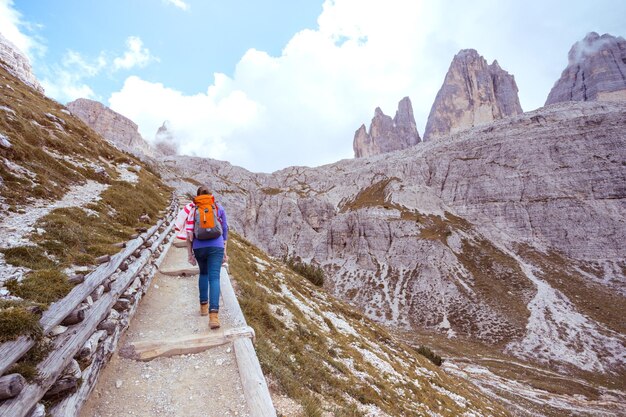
top-left (79, 245), bottom-right (251, 417)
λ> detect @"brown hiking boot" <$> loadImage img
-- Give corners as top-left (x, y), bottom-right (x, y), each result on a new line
top-left (209, 312), bottom-right (220, 329)
top-left (200, 303), bottom-right (209, 316)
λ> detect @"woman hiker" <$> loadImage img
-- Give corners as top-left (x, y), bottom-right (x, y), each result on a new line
top-left (186, 185), bottom-right (229, 329)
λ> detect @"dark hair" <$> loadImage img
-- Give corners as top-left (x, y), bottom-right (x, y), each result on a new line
top-left (197, 185), bottom-right (211, 196)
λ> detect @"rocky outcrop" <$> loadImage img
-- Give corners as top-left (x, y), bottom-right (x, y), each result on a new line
top-left (0, 32), bottom-right (44, 94)
top-left (424, 49), bottom-right (522, 141)
top-left (66, 98), bottom-right (155, 157)
top-left (353, 97), bottom-right (420, 157)
top-left (162, 101), bottom-right (626, 375)
top-left (154, 121), bottom-right (178, 156)
top-left (546, 32), bottom-right (626, 105)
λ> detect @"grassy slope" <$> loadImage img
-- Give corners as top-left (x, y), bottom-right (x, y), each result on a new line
top-left (0, 63), bottom-right (171, 345)
top-left (229, 232), bottom-right (510, 417)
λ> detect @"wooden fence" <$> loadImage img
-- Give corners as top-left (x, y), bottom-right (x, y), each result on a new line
top-left (0, 197), bottom-right (179, 417)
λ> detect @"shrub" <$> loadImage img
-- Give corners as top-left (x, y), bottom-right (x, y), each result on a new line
top-left (284, 256), bottom-right (325, 287)
top-left (302, 396), bottom-right (324, 417)
top-left (416, 345), bottom-right (443, 366)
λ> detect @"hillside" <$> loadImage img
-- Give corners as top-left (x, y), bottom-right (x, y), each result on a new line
top-left (0, 61), bottom-right (171, 348)
top-left (228, 232), bottom-right (509, 416)
top-left (2, 28), bottom-right (625, 415)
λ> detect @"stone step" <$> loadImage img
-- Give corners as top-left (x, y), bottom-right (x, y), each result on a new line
top-left (158, 246), bottom-right (198, 277)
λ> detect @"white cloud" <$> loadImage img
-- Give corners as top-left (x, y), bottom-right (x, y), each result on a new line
top-left (109, 0), bottom-right (626, 173)
top-left (40, 50), bottom-right (106, 102)
top-left (112, 36), bottom-right (156, 71)
top-left (5, 0), bottom-right (625, 173)
top-left (110, 0), bottom-right (442, 172)
top-left (38, 36), bottom-right (155, 102)
top-left (0, 0), bottom-right (43, 59)
top-left (109, 76), bottom-right (260, 161)
top-left (163, 0), bottom-right (189, 11)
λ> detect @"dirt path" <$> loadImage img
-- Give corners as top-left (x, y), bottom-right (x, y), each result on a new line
top-left (79, 246), bottom-right (251, 417)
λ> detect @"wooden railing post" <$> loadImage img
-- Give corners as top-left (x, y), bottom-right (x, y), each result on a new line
top-left (220, 267), bottom-right (277, 417)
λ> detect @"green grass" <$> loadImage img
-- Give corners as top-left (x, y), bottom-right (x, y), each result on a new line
top-left (3, 162), bottom-right (171, 269)
top-left (0, 62), bottom-right (171, 211)
top-left (6, 270), bottom-right (73, 305)
top-left (9, 338), bottom-right (51, 382)
top-left (0, 246), bottom-right (58, 270)
top-left (0, 304), bottom-right (42, 343)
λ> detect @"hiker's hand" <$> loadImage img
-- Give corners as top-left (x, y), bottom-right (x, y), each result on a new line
top-left (188, 253), bottom-right (197, 266)
top-left (223, 253), bottom-right (229, 264)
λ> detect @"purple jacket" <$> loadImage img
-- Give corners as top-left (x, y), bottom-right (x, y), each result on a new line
top-left (187, 203), bottom-right (228, 250)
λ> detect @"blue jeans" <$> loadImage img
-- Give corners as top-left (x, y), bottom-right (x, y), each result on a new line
top-left (193, 247), bottom-right (224, 311)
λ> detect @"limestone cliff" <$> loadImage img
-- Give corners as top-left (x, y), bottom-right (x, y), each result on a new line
top-left (162, 101), bottom-right (626, 378)
top-left (66, 98), bottom-right (155, 158)
top-left (423, 49), bottom-right (522, 141)
top-left (0, 32), bottom-right (44, 94)
top-left (546, 32), bottom-right (626, 104)
top-left (353, 97), bottom-right (420, 157)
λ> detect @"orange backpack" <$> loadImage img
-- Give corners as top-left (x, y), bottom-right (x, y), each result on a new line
top-left (193, 194), bottom-right (223, 240)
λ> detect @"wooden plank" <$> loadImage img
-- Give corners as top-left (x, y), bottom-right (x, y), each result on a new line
top-left (120, 326), bottom-right (255, 361)
top-left (49, 325), bottom-right (123, 417)
top-left (158, 266), bottom-right (199, 277)
top-left (222, 267), bottom-right (275, 415)
top-left (220, 266), bottom-right (248, 328)
top-left (0, 208), bottom-right (176, 376)
top-left (0, 373), bottom-right (25, 400)
top-left (154, 230), bottom-right (175, 269)
top-left (234, 337), bottom-right (277, 417)
top-left (0, 248), bottom-right (154, 417)
top-left (158, 245), bottom-right (199, 276)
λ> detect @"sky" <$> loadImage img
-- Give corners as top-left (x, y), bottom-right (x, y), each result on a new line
top-left (1, 0), bottom-right (625, 173)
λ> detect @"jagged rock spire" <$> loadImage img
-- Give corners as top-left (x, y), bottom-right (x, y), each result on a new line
top-left (423, 49), bottom-right (522, 141)
top-left (545, 32), bottom-right (626, 105)
top-left (353, 97), bottom-right (421, 158)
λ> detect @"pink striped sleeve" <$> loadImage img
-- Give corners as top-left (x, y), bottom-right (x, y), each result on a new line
top-left (185, 205), bottom-right (195, 231)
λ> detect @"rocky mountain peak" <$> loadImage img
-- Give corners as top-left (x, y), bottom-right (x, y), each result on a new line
top-left (353, 96), bottom-right (420, 158)
top-left (66, 98), bottom-right (155, 158)
top-left (154, 121), bottom-right (178, 156)
top-left (0, 32), bottom-right (44, 94)
top-left (423, 49), bottom-right (522, 141)
top-left (546, 32), bottom-right (626, 105)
